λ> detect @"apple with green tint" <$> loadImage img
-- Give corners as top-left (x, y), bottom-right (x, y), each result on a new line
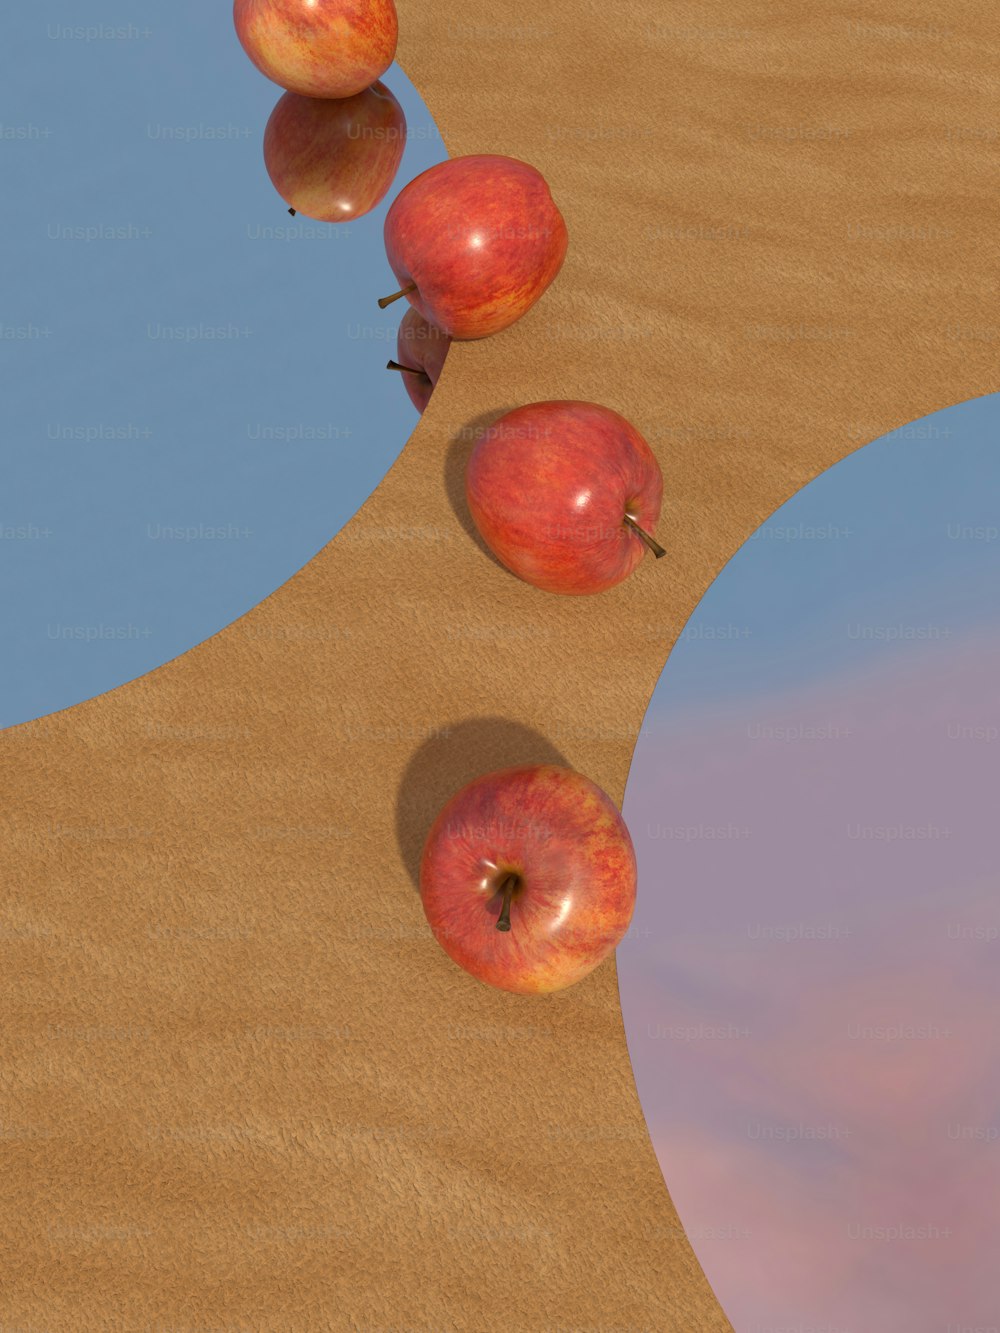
top-left (264, 83), bottom-right (405, 223)
top-left (420, 764), bottom-right (637, 995)
top-left (234, 0), bottom-right (398, 100)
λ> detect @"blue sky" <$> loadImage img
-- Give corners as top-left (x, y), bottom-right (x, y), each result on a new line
top-left (651, 392), bottom-right (1000, 714)
top-left (1, 1), bottom-right (446, 728)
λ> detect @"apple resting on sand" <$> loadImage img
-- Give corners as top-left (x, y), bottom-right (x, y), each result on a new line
top-left (264, 83), bottom-right (406, 223)
top-left (466, 400), bottom-right (665, 595)
top-left (387, 307), bottom-right (452, 413)
top-left (420, 764), bottom-right (637, 995)
top-left (378, 155), bottom-right (568, 339)
top-left (234, 0), bottom-right (398, 101)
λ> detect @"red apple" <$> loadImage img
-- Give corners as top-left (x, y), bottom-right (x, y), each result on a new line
top-left (263, 84), bottom-right (405, 223)
top-left (420, 764), bottom-right (637, 995)
top-left (378, 155), bottom-right (569, 339)
top-left (234, 0), bottom-right (398, 100)
top-left (465, 401), bottom-right (665, 595)
top-left (387, 307), bottom-right (452, 412)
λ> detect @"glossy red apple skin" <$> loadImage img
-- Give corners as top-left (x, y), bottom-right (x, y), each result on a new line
top-left (419, 764), bottom-right (637, 995)
top-left (466, 401), bottom-right (664, 595)
top-left (263, 84), bottom-right (405, 223)
top-left (234, 0), bottom-right (398, 100)
top-left (395, 307), bottom-right (451, 413)
top-left (383, 155), bottom-right (569, 340)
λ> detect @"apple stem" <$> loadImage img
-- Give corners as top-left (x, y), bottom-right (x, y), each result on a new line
top-left (288, 207), bottom-right (296, 216)
top-left (624, 514), bottom-right (666, 559)
top-left (495, 874), bottom-right (519, 933)
top-left (386, 359), bottom-right (431, 381)
top-left (378, 282), bottom-right (417, 310)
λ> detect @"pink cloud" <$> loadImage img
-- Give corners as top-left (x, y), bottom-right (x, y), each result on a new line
top-left (622, 634), bottom-right (1000, 1330)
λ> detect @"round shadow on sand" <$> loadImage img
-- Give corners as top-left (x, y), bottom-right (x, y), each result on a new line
top-left (395, 716), bottom-right (569, 893)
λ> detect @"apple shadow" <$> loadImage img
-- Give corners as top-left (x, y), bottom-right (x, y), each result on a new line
top-left (395, 716), bottom-right (569, 893)
top-left (444, 408), bottom-right (520, 572)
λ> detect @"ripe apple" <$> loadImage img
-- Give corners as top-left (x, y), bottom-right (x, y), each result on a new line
top-left (378, 155), bottom-right (569, 339)
top-left (263, 84), bottom-right (405, 223)
top-left (465, 401), bottom-right (665, 595)
top-left (386, 307), bottom-right (452, 413)
top-left (234, 0), bottom-right (398, 100)
top-left (420, 764), bottom-right (636, 995)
